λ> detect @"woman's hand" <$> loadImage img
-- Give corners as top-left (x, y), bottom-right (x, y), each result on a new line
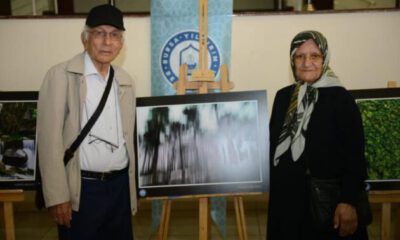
top-left (49, 201), bottom-right (72, 227)
top-left (333, 203), bottom-right (358, 236)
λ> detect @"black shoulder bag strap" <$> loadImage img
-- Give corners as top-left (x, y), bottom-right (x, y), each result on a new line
top-left (36, 66), bottom-right (115, 210)
top-left (63, 66), bottom-right (115, 164)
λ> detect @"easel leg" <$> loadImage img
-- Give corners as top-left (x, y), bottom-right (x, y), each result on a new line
top-left (199, 197), bottom-right (210, 240)
top-left (0, 190), bottom-right (24, 240)
top-left (234, 196), bottom-right (248, 240)
top-left (3, 202), bottom-right (15, 240)
top-left (158, 200), bottom-right (172, 240)
top-left (396, 206), bottom-right (400, 240)
top-left (381, 203), bottom-right (391, 240)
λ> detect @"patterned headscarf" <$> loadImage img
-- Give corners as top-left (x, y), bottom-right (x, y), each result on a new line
top-left (273, 30), bottom-right (343, 166)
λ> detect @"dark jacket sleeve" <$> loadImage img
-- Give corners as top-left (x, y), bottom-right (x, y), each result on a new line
top-left (269, 86), bottom-right (293, 163)
top-left (335, 90), bottom-right (367, 205)
top-left (305, 87), bottom-right (367, 206)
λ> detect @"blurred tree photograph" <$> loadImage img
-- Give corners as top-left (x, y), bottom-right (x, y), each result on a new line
top-left (134, 90), bottom-right (269, 198)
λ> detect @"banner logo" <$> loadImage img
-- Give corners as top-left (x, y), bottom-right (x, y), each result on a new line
top-left (160, 31), bottom-right (221, 85)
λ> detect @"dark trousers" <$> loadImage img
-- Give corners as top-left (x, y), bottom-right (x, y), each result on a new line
top-left (58, 171), bottom-right (133, 240)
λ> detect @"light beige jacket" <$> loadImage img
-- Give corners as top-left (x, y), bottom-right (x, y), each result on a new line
top-left (37, 52), bottom-right (137, 215)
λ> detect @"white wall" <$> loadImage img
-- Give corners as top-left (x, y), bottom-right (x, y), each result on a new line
top-left (0, 10), bottom-right (399, 111)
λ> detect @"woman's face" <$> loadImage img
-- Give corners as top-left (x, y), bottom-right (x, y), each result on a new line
top-left (294, 39), bottom-right (323, 83)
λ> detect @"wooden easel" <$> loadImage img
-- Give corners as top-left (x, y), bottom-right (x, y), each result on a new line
top-left (0, 189), bottom-right (24, 240)
top-left (157, 1), bottom-right (247, 239)
top-left (369, 190), bottom-right (400, 240)
top-left (157, 192), bottom-right (256, 240)
top-left (174, 0), bottom-right (233, 95)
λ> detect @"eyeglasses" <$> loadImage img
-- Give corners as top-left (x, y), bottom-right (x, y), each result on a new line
top-left (89, 30), bottom-right (123, 42)
top-left (293, 53), bottom-right (323, 63)
top-left (88, 133), bottom-right (119, 153)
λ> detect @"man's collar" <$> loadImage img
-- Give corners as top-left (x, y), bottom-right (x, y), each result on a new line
top-left (84, 52), bottom-right (110, 79)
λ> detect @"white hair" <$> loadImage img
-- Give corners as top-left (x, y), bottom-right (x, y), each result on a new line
top-left (82, 25), bottom-right (91, 42)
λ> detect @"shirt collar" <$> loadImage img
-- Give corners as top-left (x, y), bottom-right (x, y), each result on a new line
top-left (84, 51), bottom-right (110, 80)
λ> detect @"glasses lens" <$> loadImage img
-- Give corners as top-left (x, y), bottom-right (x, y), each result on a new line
top-left (294, 54), bottom-right (322, 63)
top-left (90, 30), bottom-right (122, 41)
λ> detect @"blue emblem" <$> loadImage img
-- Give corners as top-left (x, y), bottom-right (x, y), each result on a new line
top-left (180, 44), bottom-right (198, 75)
top-left (160, 30), bottom-right (221, 85)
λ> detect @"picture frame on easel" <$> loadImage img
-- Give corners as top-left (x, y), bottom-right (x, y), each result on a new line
top-left (135, 90), bottom-right (269, 198)
top-left (349, 87), bottom-right (400, 190)
top-left (0, 91), bottom-right (38, 190)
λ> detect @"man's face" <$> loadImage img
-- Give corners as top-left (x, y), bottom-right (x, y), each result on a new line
top-left (83, 25), bottom-right (123, 68)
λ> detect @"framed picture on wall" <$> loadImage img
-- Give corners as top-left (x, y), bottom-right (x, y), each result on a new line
top-left (135, 90), bottom-right (269, 198)
top-left (0, 91), bottom-right (38, 189)
top-left (349, 88), bottom-right (400, 190)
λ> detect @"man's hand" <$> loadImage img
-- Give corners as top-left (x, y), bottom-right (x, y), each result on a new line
top-left (333, 203), bottom-right (358, 237)
top-left (49, 202), bottom-right (72, 228)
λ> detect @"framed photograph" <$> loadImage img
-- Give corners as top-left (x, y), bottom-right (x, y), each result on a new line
top-left (0, 91), bottom-right (38, 189)
top-left (349, 88), bottom-right (400, 190)
top-left (135, 90), bottom-right (269, 198)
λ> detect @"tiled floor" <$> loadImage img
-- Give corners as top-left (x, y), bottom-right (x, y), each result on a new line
top-left (0, 192), bottom-right (398, 240)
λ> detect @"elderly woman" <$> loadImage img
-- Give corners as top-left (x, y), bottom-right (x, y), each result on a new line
top-left (267, 31), bottom-right (370, 239)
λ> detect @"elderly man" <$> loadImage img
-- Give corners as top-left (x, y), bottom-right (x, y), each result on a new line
top-left (37, 4), bottom-right (136, 240)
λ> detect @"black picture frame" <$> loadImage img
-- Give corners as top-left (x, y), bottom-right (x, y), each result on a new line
top-left (135, 90), bottom-right (269, 198)
top-left (0, 91), bottom-right (38, 189)
top-left (349, 88), bottom-right (400, 190)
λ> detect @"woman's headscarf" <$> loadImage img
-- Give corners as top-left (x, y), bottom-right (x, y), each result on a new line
top-left (273, 30), bottom-right (343, 166)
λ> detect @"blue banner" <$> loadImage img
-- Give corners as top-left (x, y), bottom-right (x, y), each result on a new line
top-left (151, 0), bottom-right (233, 96)
top-left (150, 0), bottom-right (233, 237)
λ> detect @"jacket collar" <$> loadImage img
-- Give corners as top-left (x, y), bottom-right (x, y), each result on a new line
top-left (66, 52), bottom-right (85, 75)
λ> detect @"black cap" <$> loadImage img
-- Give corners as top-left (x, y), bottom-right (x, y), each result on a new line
top-left (86, 4), bottom-right (125, 31)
